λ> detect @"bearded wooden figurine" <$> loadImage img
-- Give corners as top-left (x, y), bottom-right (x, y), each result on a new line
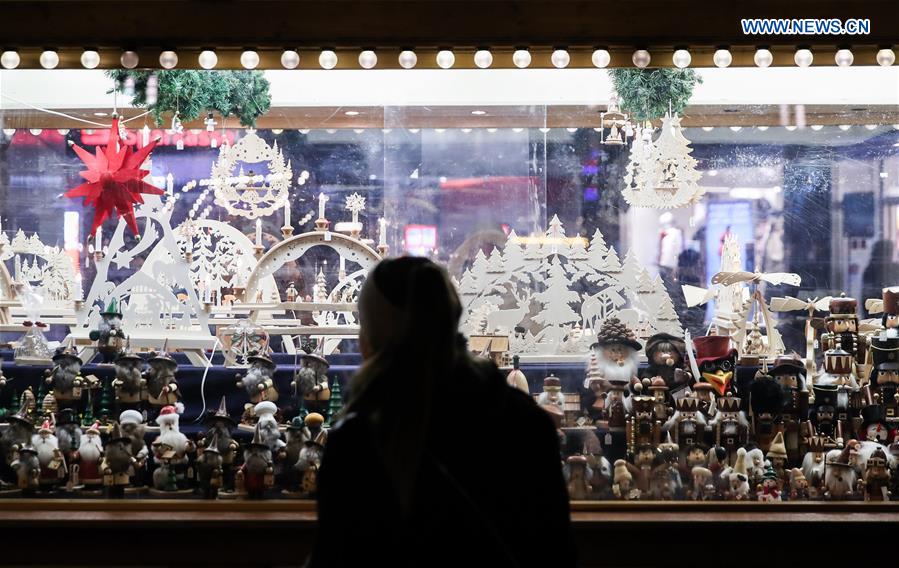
top-left (564, 455), bottom-right (592, 500)
top-left (113, 348), bottom-right (145, 412)
top-left (237, 424), bottom-right (274, 499)
top-left (43, 344), bottom-right (89, 412)
top-left (55, 408), bottom-right (81, 489)
top-left (536, 375), bottom-right (565, 429)
top-left (89, 298), bottom-right (126, 363)
top-left (199, 397), bottom-right (239, 492)
top-left (118, 409), bottom-right (149, 490)
top-left (859, 447), bottom-right (891, 501)
top-left (0, 403), bottom-right (34, 485)
top-left (292, 351), bottom-right (331, 417)
top-left (101, 422), bottom-right (136, 498)
top-left (10, 445), bottom-right (40, 493)
top-left (769, 353), bottom-right (809, 461)
top-left (642, 333), bottom-right (687, 393)
top-left (236, 351), bottom-right (279, 409)
top-left (296, 413), bottom-right (327, 496)
top-left (143, 349), bottom-right (180, 420)
top-left (74, 421), bottom-right (105, 490)
top-left (31, 419), bottom-right (66, 491)
top-left (150, 405), bottom-right (195, 493)
top-left (590, 318), bottom-right (642, 432)
top-left (663, 395), bottom-right (707, 451)
top-left (824, 441), bottom-right (859, 500)
top-left (195, 431), bottom-right (224, 499)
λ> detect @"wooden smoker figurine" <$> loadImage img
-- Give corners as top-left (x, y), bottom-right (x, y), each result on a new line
top-left (44, 343), bottom-right (93, 413)
top-left (236, 424), bottom-right (274, 499)
top-left (143, 345), bottom-right (180, 420)
top-left (236, 350), bottom-right (279, 406)
top-left (101, 422), bottom-right (136, 498)
top-left (89, 298), bottom-right (126, 363)
top-left (292, 349), bottom-right (331, 417)
top-left (199, 397), bottom-right (240, 492)
top-left (113, 344), bottom-right (145, 413)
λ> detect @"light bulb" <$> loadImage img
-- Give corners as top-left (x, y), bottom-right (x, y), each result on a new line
top-left (2, 129), bottom-right (15, 136)
top-left (57, 129), bottom-right (70, 135)
top-left (198, 50), bottom-right (218, 69)
top-left (839, 124), bottom-right (851, 131)
top-left (810, 124), bottom-right (824, 131)
top-left (436, 50), bottom-right (455, 69)
top-left (398, 50), bottom-right (417, 69)
top-left (512, 49), bottom-right (531, 68)
top-left (701, 126), bottom-right (715, 132)
top-left (877, 49), bottom-right (896, 67)
top-left (358, 50), bottom-right (377, 69)
top-left (713, 49), bottom-right (732, 68)
top-left (159, 51), bottom-right (178, 69)
top-left (865, 124), bottom-right (877, 130)
top-left (551, 49), bottom-right (570, 68)
top-left (120, 51), bottom-right (139, 69)
top-left (39, 50), bottom-right (59, 69)
top-left (591, 49), bottom-right (611, 68)
top-left (834, 49), bottom-right (854, 67)
top-left (80, 50), bottom-right (100, 69)
top-left (754, 48), bottom-right (773, 68)
top-left (756, 126), bottom-right (769, 131)
top-left (474, 50), bottom-right (493, 68)
top-left (672, 49), bottom-right (691, 68)
top-left (1, 51), bottom-right (20, 69)
top-left (632, 50), bottom-right (651, 68)
top-left (281, 50), bottom-right (300, 69)
top-left (240, 50), bottom-right (260, 69)
top-left (729, 126), bottom-right (742, 132)
top-left (794, 48), bottom-right (813, 67)
top-left (785, 125), bottom-right (797, 131)
top-left (29, 129), bottom-right (42, 136)
top-left (319, 50), bottom-right (338, 69)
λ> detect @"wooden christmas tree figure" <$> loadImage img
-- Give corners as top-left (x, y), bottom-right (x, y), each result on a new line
top-left (637, 113), bottom-right (704, 209)
top-left (313, 269), bottom-right (328, 303)
top-left (99, 376), bottom-right (114, 423)
top-left (533, 255), bottom-right (580, 346)
top-left (81, 390), bottom-right (95, 427)
top-left (324, 378), bottom-right (343, 428)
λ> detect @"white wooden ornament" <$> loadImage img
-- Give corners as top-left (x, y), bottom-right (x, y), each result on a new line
top-left (458, 216), bottom-right (682, 360)
top-left (1, 230), bottom-right (78, 305)
top-left (211, 130), bottom-right (292, 219)
top-left (623, 115), bottom-right (705, 209)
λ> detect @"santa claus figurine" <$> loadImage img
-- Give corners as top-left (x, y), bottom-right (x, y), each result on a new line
top-left (237, 424), bottom-right (274, 499)
top-left (74, 421), bottom-right (105, 490)
top-left (118, 409), bottom-right (149, 489)
top-left (150, 404), bottom-right (194, 492)
top-left (31, 419), bottom-right (66, 491)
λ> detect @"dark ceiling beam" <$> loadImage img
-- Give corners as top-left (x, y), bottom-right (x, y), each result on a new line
top-left (0, 0), bottom-right (896, 48)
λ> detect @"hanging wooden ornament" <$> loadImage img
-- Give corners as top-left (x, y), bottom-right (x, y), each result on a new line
top-left (623, 113), bottom-right (704, 209)
top-left (211, 129), bottom-right (292, 219)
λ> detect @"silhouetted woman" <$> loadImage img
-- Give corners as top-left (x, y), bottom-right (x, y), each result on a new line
top-left (863, 240), bottom-right (899, 304)
top-left (308, 257), bottom-right (574, 567)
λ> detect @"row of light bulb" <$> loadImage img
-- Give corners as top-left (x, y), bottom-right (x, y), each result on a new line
top-left (1, 47), bottom-right (895, 70)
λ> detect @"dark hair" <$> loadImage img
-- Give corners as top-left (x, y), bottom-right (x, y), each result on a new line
top-left (348, 257), bottom-right (464, 516)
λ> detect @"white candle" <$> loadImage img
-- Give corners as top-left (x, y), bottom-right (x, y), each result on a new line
top-left (204, 275), bottom-right (212, 303)
top-left (378, 218), bottom-right (387, 246)
top-left (74, 273), bottom-right (83, 301)
top-left (166, 173), bottom-right (174, 194)
top-left (141, 125), bottom-right (150, 147)
top-left (95, 226), bottom-right (102, 251)
top-left (284, 200), bottom-right (291, 226)
top-left (255, 219), bottom-right (262, 246)
top-left (318, 192), bottom-right (328, 220)
top-left (339, 255), bottom-right (346, 272)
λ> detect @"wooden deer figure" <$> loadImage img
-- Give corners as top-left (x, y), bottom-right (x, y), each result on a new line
top-left (486, 290), bottom-right (532, 334)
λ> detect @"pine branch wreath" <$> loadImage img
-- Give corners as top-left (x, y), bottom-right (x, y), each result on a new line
top-left (107, 70), bottom-right (272, 127)
top-left (608, 69), bottom-right (701, 123)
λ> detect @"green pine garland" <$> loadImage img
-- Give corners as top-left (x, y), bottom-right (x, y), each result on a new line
top-left (608, 68), bottom-right (702, 123)
top-left (107, 70), bottom-right (272, 127)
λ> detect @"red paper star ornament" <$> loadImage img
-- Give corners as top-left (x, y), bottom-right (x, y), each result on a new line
top-left (65, 117), bottom-right (163, 235)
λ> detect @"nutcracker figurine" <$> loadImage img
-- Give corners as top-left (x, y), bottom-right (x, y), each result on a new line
top-left (89, 298), bottom-right (126, 363)
top-left (860, 447), bottom-right (891, 501)
top-left (769, 353), bottom-right (809, 461)
top-left (626, 379), bottom-right (662, 459)
top-left (709, 393), bottom-right (748, 465)
top-left (749, 370), bottom-right (784, 452)
top-left (819, 294), bottom-right (869, 381)
top-left (860, 386), bottom-right (891, 444)
top-left (662, 394), bottom-right (707, 449)
top-left (821, 348), bottom-right (864, 438)
top-left (870, 335), bottom-right (899, 424)
top-left (870, 286), bottom-right (899, 339)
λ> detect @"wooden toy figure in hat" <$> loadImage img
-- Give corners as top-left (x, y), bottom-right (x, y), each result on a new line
top-left (860, 385), bottom-right (891, 444)
top-left (74, 421), bottom-right (105, 490)
top-left (199, 397), bottom-right (240, 492)
top-left (236, 350), bottom-right (279, 406)
top-left (726, 447), bottom-right (751, 500)
top-left (143, 344), bottom-right (180, 420)
top-left (789, 468), bottom-right (810, 500)
top-left (819, 294), bottom-right (869, 382)
top-left (802, 385), bottom-right (846, 451)
top-left (10, 444), bottom-right (40, 493)
top-left (0, 400), bottom-right (35, 484)
top-left (44, 342), bottom-right (92, 413)
top-left (113, 343), bottom-right (145, 413)
top-left (505, 355), bottom-right (530, 394)
top-left (101, 421), bottom-right (136, 498)
top-left (859, 447), bottom-right (891, 501)
top-left (611, 459), bottom-right (641, 500)
top-left (282, 416), bottom-right (310, 493)
top-left (824, 440), bottom-right (859, 499)
top-left (870, 335), bottom-right (899, 425)
top-left (709, 393), bottom-right (748, 466)
top-left (688, 466), bottom-right (715, 501)
top-left (89, 298), bottom-right (126, 363)
top-left (55, 408), bottom-right (81, 488)
top-left (641, 332), bottom-right (688, 393)
top-left (195, 430), bottom-right (224, 499)
top-left (292, 348), bottom-right (331, 417)
top-left (867, 286), bottom-right (899, 340)
top-left (748, 369), bottom-right (784, 453)
top-left (766, 431), bottom-right (788, 489)
top-left (150, 405), bottom-right (194, 493)
top-left (118, 409), bottom-right (149, 490)
top-left (236, 423), bottom-right (274, 499)
top-left (662, 394), bottom-right (707, 449)
top-left (769, 353), bottom-right (809, 462)
top-left (295, 412), bottom-right (327, 496)
top-left (31, 419), bottom-right (66, 491)
top-left (590, 318), bottom-right (642, 433)
top-left (688, 335), bottom-right (739, 403)
top-left (756, 462), bottom-right (781, 502)
top-left (626, 379), bottom-right (662, 459)
top-left (564, 455), bottom-right (592, 500)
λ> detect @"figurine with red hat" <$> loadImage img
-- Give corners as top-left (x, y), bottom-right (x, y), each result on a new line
top-left (31, 418), bottom-right (66, 491)
top-left (74, 421), bottom-right (105, 489)
top-left (689, 335), bottom-right (739, 401)
top-left (820, 294), bottom-right (869, 381)
top-left (150, 404), bottom-right (195, 493)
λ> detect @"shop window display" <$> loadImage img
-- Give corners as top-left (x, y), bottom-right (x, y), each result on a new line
top-left (0, 59), bottom-right (897, 504)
